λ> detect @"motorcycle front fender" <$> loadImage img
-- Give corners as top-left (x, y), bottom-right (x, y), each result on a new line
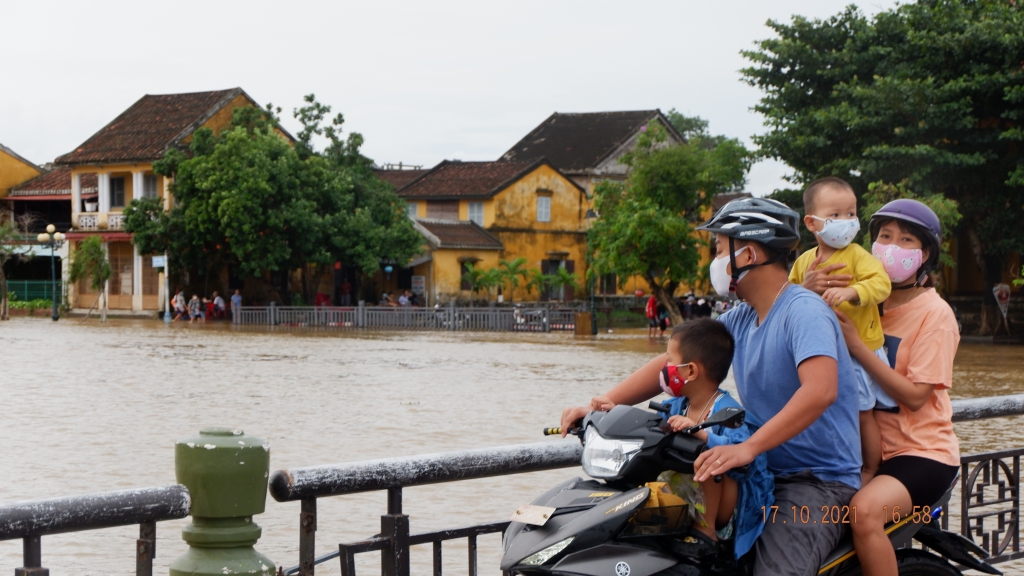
top-left (552, 544), bottom-right (683, 576)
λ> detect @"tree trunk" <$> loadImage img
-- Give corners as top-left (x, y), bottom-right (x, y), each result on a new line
top-left (0, 266), bottom-right (8, 321)
top-left (646, 273), bottom-right (683, 326)
top-left (101, 280), bottom-right (108, 323)
top-left (966, 226), bottom-right (1001, 335)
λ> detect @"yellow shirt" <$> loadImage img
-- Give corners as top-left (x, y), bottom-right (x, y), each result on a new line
top-left (789, 244), bottom-right (890, 350)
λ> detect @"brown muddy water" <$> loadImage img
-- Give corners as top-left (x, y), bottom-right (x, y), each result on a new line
top-left (1, 318), bottom-right (1022, 575)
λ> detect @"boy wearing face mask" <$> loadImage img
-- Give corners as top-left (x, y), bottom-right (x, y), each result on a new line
top-left (789, 177), bottom-right (893, 484)
top-left (658, 319), bottom-right (773, 560)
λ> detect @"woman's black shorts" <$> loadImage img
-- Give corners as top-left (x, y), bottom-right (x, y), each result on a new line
top-left (876, 455), bottom-right (959, 508)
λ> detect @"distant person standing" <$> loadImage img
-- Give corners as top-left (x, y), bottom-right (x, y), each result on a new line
top-left (231, 289), bottom-right (243, 322)
top-left (645, 295), bottom-right (658, 338)
top-left (212, 291), bottom-right (226, 319)
top-left (340, 279), bottom-right (353, 306)
top-left (188, 294), bottom-right (204, 323)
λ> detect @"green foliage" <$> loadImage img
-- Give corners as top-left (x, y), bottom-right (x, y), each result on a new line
top-left (129, 95), bottom-right (422, 301)
top-left (860, 181), bottom-right (962, 268)
top-left (547, 267), bottom-right (580, 302)
top-left (68, 236), bottom-right (111, 292)
top-left (742, 1), bottom-right (1024, 300)
top-left (588, 119), bottom-right (751, 321)
top-left (9, 299), bottom-right (51, 311)
top-left (498, 257), bottom-right (530, 302)
top-left (525, 268), bottom-right (549, 299)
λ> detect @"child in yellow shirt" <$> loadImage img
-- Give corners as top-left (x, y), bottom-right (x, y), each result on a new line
top-left (789, 177), bottom-right (894, 485)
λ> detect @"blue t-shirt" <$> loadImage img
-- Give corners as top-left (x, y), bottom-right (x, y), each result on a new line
top-left (719, 285), bottom-right (862, 489)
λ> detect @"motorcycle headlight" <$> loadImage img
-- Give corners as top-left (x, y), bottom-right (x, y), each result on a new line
top-left (520, 536), bottom-right (575, 566)
top-left (581, 427), bottom-right (644, 478)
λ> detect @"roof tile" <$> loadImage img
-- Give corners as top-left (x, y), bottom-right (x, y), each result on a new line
top-left (415, 219), bottom-right (503, 250)
top-left (55, 89), bottom-right (244, 165)
top-left (501, 110), bottom-right (681, 172)
top-left (374, 168), bottom-right (430, 190)
top-left (10, 167), bottom-right (97, 196)
top-left (397, 160), bottom-right (545, 199)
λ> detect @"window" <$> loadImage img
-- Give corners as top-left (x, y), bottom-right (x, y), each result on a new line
top-left (537, 196), bottom-right (551, 223)
top-left (407, 202), bottom-right (418, 218)
top-left (460, 261), bottom-right (474, 291)
top-left (110, 177), bottom-right (126, 207)
top-left (143, 175), bottom-right (159, 198)
top-left (468, 202), bottom-right (484, 226)
top-left (599, 273), bottom-right (618, 295)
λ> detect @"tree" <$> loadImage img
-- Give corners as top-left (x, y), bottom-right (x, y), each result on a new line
top-left (126, 96), bottom-right (422, 304)
top-left (461, 266), bottom-right (486, 304)
top-left (524, 268), bottom-right (549, 301)
top-left (743, 1), bottom-right (1024, 333)
top-left (588, 121), bottom-right (751, 324)
top-left (547, 267), bottom-right (580, 303)
top-left (498, 257), bottom-right (530, 303)
top-left (68, 236), bottom-right (111, 322)
top-left (0, 210), bottom-right (36, 320)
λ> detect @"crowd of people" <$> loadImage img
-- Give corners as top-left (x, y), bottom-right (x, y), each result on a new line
top-left (645, 292), bottom-right (733, 337)
top-left (565, 179), bottom-right (959, 576)
top-left (378, 289), bottom-right (420, 307)
top-left (171, 289), bottom-right (243, 323)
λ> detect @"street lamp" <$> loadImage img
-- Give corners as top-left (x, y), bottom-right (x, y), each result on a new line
top-left (36, 224), bottom-right (66, 321)
top-left (584, 208), bottom-right (598, 335)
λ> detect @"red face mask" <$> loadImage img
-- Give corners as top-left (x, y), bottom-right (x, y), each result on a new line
top-left (660, 362), bottom-right (689, 397)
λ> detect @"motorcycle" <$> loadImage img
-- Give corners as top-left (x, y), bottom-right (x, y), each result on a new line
top-left (500, 402), bottom-right (999, 576)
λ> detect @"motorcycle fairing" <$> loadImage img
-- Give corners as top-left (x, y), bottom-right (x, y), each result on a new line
top-left (551, 544), bottom-right (682, 576)
top-left (504, 477), bottom-right (617, 554)
top-left (500, 487), bottom-right (652, 571)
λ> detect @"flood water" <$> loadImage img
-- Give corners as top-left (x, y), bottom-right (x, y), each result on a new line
top-left (1, 318), bottom-right (1022, 575)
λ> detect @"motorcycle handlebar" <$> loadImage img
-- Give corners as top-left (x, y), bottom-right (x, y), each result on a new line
top-left (543, 427), bottom-right (562, 436)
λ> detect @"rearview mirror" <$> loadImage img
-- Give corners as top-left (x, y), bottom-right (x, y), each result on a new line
top-left (703, 407), bottom-right (745, 429)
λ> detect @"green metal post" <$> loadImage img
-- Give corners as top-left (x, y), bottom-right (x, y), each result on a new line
top-left (171, 428), bottom-right (275, 576)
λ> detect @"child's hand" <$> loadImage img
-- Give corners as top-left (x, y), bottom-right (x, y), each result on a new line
top-left (822, 286), bottom-right (859, 308)
top-left (666, 415), bottom-right (697, 432)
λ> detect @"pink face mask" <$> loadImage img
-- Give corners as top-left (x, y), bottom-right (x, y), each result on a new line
top-left (872, 242), bottom-right (923, 283)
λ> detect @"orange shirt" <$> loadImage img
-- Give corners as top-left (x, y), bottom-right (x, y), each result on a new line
top-left (876, 289), bottom-right (960, 467)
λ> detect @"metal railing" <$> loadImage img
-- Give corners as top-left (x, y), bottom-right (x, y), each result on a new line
top-left (235, 303), bottom-right (581, 332)
top-left (268, 393), bottom-right (1024, 576)
top-left (0, 485), bottom-right (190, 576)
top-left (6, 280), bottom-right (62, 305)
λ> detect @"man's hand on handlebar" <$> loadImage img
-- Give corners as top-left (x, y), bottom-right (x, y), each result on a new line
top-left (559, 405), bottom-right (590, 437)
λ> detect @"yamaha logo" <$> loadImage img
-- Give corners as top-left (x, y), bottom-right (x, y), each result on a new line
top-left (739, 229), bottom-right (768, 236)
top-left (615, 561), bottom-right (631, 576)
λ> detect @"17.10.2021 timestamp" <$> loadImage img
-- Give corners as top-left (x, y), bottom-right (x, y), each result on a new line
top-left (761, 505), bottom-right (857, 524)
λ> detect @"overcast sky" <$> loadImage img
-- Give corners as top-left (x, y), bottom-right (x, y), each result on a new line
top-left (4, 1), bottom-right (898, 196)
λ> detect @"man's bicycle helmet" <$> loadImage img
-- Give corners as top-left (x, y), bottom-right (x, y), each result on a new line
top-left (868, 198), bottom-right (942, 286)
top-left (696, 197), bottom-right (801, 293)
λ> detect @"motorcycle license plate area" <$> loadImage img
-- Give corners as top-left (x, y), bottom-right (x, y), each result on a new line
top-left (511, 504), bottom-right (557, 526)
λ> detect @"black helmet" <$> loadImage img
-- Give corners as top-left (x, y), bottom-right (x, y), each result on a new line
top-left (697, 197), bottom-right (801, 294)
top-left (696, 197), bottom-right (801, 252)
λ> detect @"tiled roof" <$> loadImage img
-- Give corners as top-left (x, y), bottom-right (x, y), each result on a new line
top-left (374, 168), bottom-right (430, 190)
top-left (9, 167), bottom-right (97, 196)
top-left (55, 88), bottom-right (247, 165)
top-left (397, 159), bottom-right (578, 199)
top-left (500, 110), bottom-right (684, 172)
top-left (414, 219), bottom-right (504, 250)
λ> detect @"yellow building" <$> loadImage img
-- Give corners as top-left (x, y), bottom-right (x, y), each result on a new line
top-left (0, 143), bottom-right (41, 198)
top-left (54, 88), bottom-right (281, 313)
top-left (391, 159), bottom-right (589, 303)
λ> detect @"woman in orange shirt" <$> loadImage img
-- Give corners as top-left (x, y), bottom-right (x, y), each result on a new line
top-left (833, 199), bottom-right (960, 576)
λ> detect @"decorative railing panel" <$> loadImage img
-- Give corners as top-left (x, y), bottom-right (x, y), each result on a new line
top-left (235, 305), bottom-right (581, 332)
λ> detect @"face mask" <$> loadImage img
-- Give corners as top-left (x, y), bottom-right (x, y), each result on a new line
top-left (660, 362), bottom-right (689, 397)
top-left (812, 216), bottom-right (860, 249)
top-left (709, 246), bottom-right (750, 296)
top-left (872, 242), bottom-right (923, 283)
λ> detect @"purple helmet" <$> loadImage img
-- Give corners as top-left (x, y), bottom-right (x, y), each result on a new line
top-left (869, 198), bottom-right (942, 274)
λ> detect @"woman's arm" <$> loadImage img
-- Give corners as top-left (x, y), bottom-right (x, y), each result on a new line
top-left (559, 353), bottom-right (667, 435)
top-left (834, 311), bottom-right (935, 411)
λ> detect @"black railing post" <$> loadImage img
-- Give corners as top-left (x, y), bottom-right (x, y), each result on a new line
top-left (432, 541), bottom-right (442, 576)
top-left (467, 534), bottom-right (477, 576)
top-left (15, 535), bottom-right (48, 576)
top-left (381, 487), bottom-right (409, 576)
top-left (300, 498), bottom-right (317, 576)
top-left (136, 521), bottom-right (155, 576)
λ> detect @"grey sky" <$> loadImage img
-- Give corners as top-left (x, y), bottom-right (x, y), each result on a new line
top-left (4, 1), bottom-right (897, 196)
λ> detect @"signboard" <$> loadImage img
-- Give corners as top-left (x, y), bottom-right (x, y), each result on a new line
top-left (151, 255), bottom-right (167, 268)
top-left (411, 275), bottom-right (425, 295)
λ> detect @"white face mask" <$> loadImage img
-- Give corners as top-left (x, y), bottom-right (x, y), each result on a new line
top-left (811, 216), bottom-right (860, 249)
top-left (710, 246), bottom-right (750, 296)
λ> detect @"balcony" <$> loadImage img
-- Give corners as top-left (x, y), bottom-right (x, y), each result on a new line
top-left (73, 212), bottom-right (125, 231)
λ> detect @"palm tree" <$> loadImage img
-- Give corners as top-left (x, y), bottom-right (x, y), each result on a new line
top-left (461, 266), bottom-right (486, 305)
top-left (498, 257), bottom-right (529, 303)
top-left (548, 267), bottom-right (581, 303)
top-left (524, 268), bottom-right (549, 301)
top-left (480, 268), bottom-right (504, 303)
